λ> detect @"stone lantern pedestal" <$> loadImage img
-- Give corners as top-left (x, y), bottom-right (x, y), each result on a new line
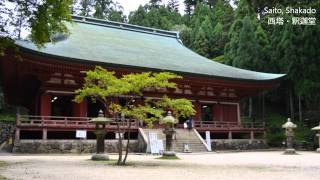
top-left (160, 111), bottom-right (178, 157)
top-left (311, 123), bottom-right (320, 153)
top-left (90, 110), bottom-right (113, 160)
top-left (282, 118), bottom-right (297, 155)
top-left (163, 126), bottom-right (176, 157)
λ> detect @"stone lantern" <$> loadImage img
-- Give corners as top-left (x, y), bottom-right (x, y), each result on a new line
top-left (311, 123), bottom-right (320, 153)
top-left (282, 118), bottom-right (297, 154)
top-left (160, 111), bottom-right (178, 157)
top-left (90, 110), bottom-right (113, 160)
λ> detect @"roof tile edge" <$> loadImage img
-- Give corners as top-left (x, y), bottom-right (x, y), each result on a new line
top-left (72, 15), bottom-right (179, 39)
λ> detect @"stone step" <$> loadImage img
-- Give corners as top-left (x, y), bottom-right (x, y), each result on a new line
top-left (142, 128), bottom-right (208, 152)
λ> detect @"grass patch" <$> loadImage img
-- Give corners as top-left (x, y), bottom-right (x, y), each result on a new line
top-left (0, 161), bottom-right (7, 168)
top-left (0, 161), bottom-right (8, 180)
top-left (155, 156), bottom-right (180, 160)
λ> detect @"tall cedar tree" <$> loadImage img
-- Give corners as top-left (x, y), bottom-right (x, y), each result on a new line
top-left (167, 0), bottom-right (180, 12)
top-left (233, 16), bottom-right (261, 71)
top-left (78, 0), bottom-right (93, 16)
top-left (129, 5), bottom-right (182, 30)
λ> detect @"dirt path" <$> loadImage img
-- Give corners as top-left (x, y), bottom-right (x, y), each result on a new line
top-left (0, 151), bottom-right (320, 180)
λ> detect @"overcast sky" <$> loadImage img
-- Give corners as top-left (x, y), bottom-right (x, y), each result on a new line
top-left (116, 0), bottom-right (186, 16)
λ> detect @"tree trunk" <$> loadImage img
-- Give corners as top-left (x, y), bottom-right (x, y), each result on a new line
top-left (289, 89), bottom-right (294, 121)
top-left (248, 97), bottom-right (252, 118)
top-left (116, 119), bottom-right (123, 165)
top-left (262, 92), bottom-right (265, 123)
top-left (122, 118), bottom-right (132, 165)
top-left (298, 95), bottom-right (302, 123)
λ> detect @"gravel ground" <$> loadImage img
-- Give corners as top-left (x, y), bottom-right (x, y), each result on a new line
top-left (0, 151), bottom-right (319, 180)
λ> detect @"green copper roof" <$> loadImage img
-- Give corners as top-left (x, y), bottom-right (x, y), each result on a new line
top-left (16, 16), bottom-right (285, 82)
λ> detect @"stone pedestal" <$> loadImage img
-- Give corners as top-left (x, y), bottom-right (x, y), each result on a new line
top-left (163, 151), bottom-right (176, 157)
top-left (282, 119), bottom-right (297, 155)
top-left (95, 129), bottom-right (106, 154)
top-left (283, 135), bottom-right (296, 155)
top-left (284, 148), bottom-right (296, 155)
top-left (163, 126), bottom-right (176, 157)
top-left (91, 129), bottom-right (109, 161)
top-left (91, 153), bottom-right (109, 161)
top-left (316, 134), bottom-right (320, 153)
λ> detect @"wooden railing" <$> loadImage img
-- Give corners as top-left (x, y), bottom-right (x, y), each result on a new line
top-left (17, 115), bottom-right (139, 129)
top-left (194, 121), bottom-right (265, 129)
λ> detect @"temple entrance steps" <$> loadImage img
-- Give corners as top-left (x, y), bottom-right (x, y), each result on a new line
top-left (140, 128), bottom-right (209, 152)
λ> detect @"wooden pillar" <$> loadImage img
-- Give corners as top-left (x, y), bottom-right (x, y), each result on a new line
top-left (73, 99), bottom-right (87, 117)
top-left (237, 103), bottom-right (241, 124)
top-left (217, 103), bottom-right (223, 121)
top-left (15, 128), bottom-right (20, 141)
top-left (40, 93), bottom-right (51, 116)
top-left (228, 131), bottom-right (232, 140)
top-left (15, 114), bottom-right (20, 141)
top-left (42, 128), bottom-right (47, 140)
top-left (250, 131), bottom-right (254, 140)
top-left (193, 101), bottom-right (201, 121)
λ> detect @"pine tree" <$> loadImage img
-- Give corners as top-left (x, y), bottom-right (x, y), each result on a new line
top-left (224, 19), bottom-right (242, 65)
top-left (128, 6), bottom-right (148, 26)
top-left (149, 0), bottom-right (162, 9)
top-left (236, 0), bottom-right (255, 19)
top-left (233, 16), bottom-right (261, 71)
top-left (211, 0), bottom-right (234, 58)
top-left (212, 22), bottom-right (224, 57)
top-left (299, 26), bottom-right (320, 107)
top-left (108, 9), bottom-right (126, 22)
top-left (194, 27), bottom-right (209, 57)
top-left (93, 0), bottom-right (112, 19)
top-left (167, 0), bottom-right (179, 12)
top-left (129, 5), bottom-right (182, 30)
top-left (184, 0), bottom-right (204, 15)
top-left (78, 0), bottom-right (93, 17)
top-left (255, 24), bottom-right (269, 71)
top-left (193, 16), bottom-right (213, 58)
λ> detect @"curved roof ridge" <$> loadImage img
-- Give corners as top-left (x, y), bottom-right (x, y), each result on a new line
top-left (72, 15), bottom-right (179, 39)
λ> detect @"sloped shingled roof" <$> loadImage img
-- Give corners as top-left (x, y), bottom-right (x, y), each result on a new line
top-left (16, 15), bottom-right (285, 82)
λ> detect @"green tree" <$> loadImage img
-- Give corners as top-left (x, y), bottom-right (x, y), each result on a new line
top-left (167, 0), bottom-right (179, 12)
top-left (235, 0), bottom-right (255, 19)
top-left (149, 0), bottom-right (162, 9)
top-left (93, 0), bottom-right (112, 19)
top-left (224, 19), bottom-right (243, 65)
top-left (210, 0), bottom-right (234, 58)
top-left (128, 6), bottom-right (149, 26)
top-left (193, 16), bottom-right (214, 57)
top-left (75, 66), bottom-right (195, 165)
top-left (129, 5), bottom-right (182, 30)
top-left (255, 24), bottom-right (269, 70)
top-left (78, 0), bottom-right (93, 16)
top-left (233, 16), bottom-right (261, 71)
top-left (184, 0), bottom-right (205, 15)
top-left (181, 3), bottom-right (212, 53)
top-left (0, 0), bottom-right (72, 51)
top-left (108, 9), bottom-right (126, 22)
top-left (211, 22), bottom-right (224, 57)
